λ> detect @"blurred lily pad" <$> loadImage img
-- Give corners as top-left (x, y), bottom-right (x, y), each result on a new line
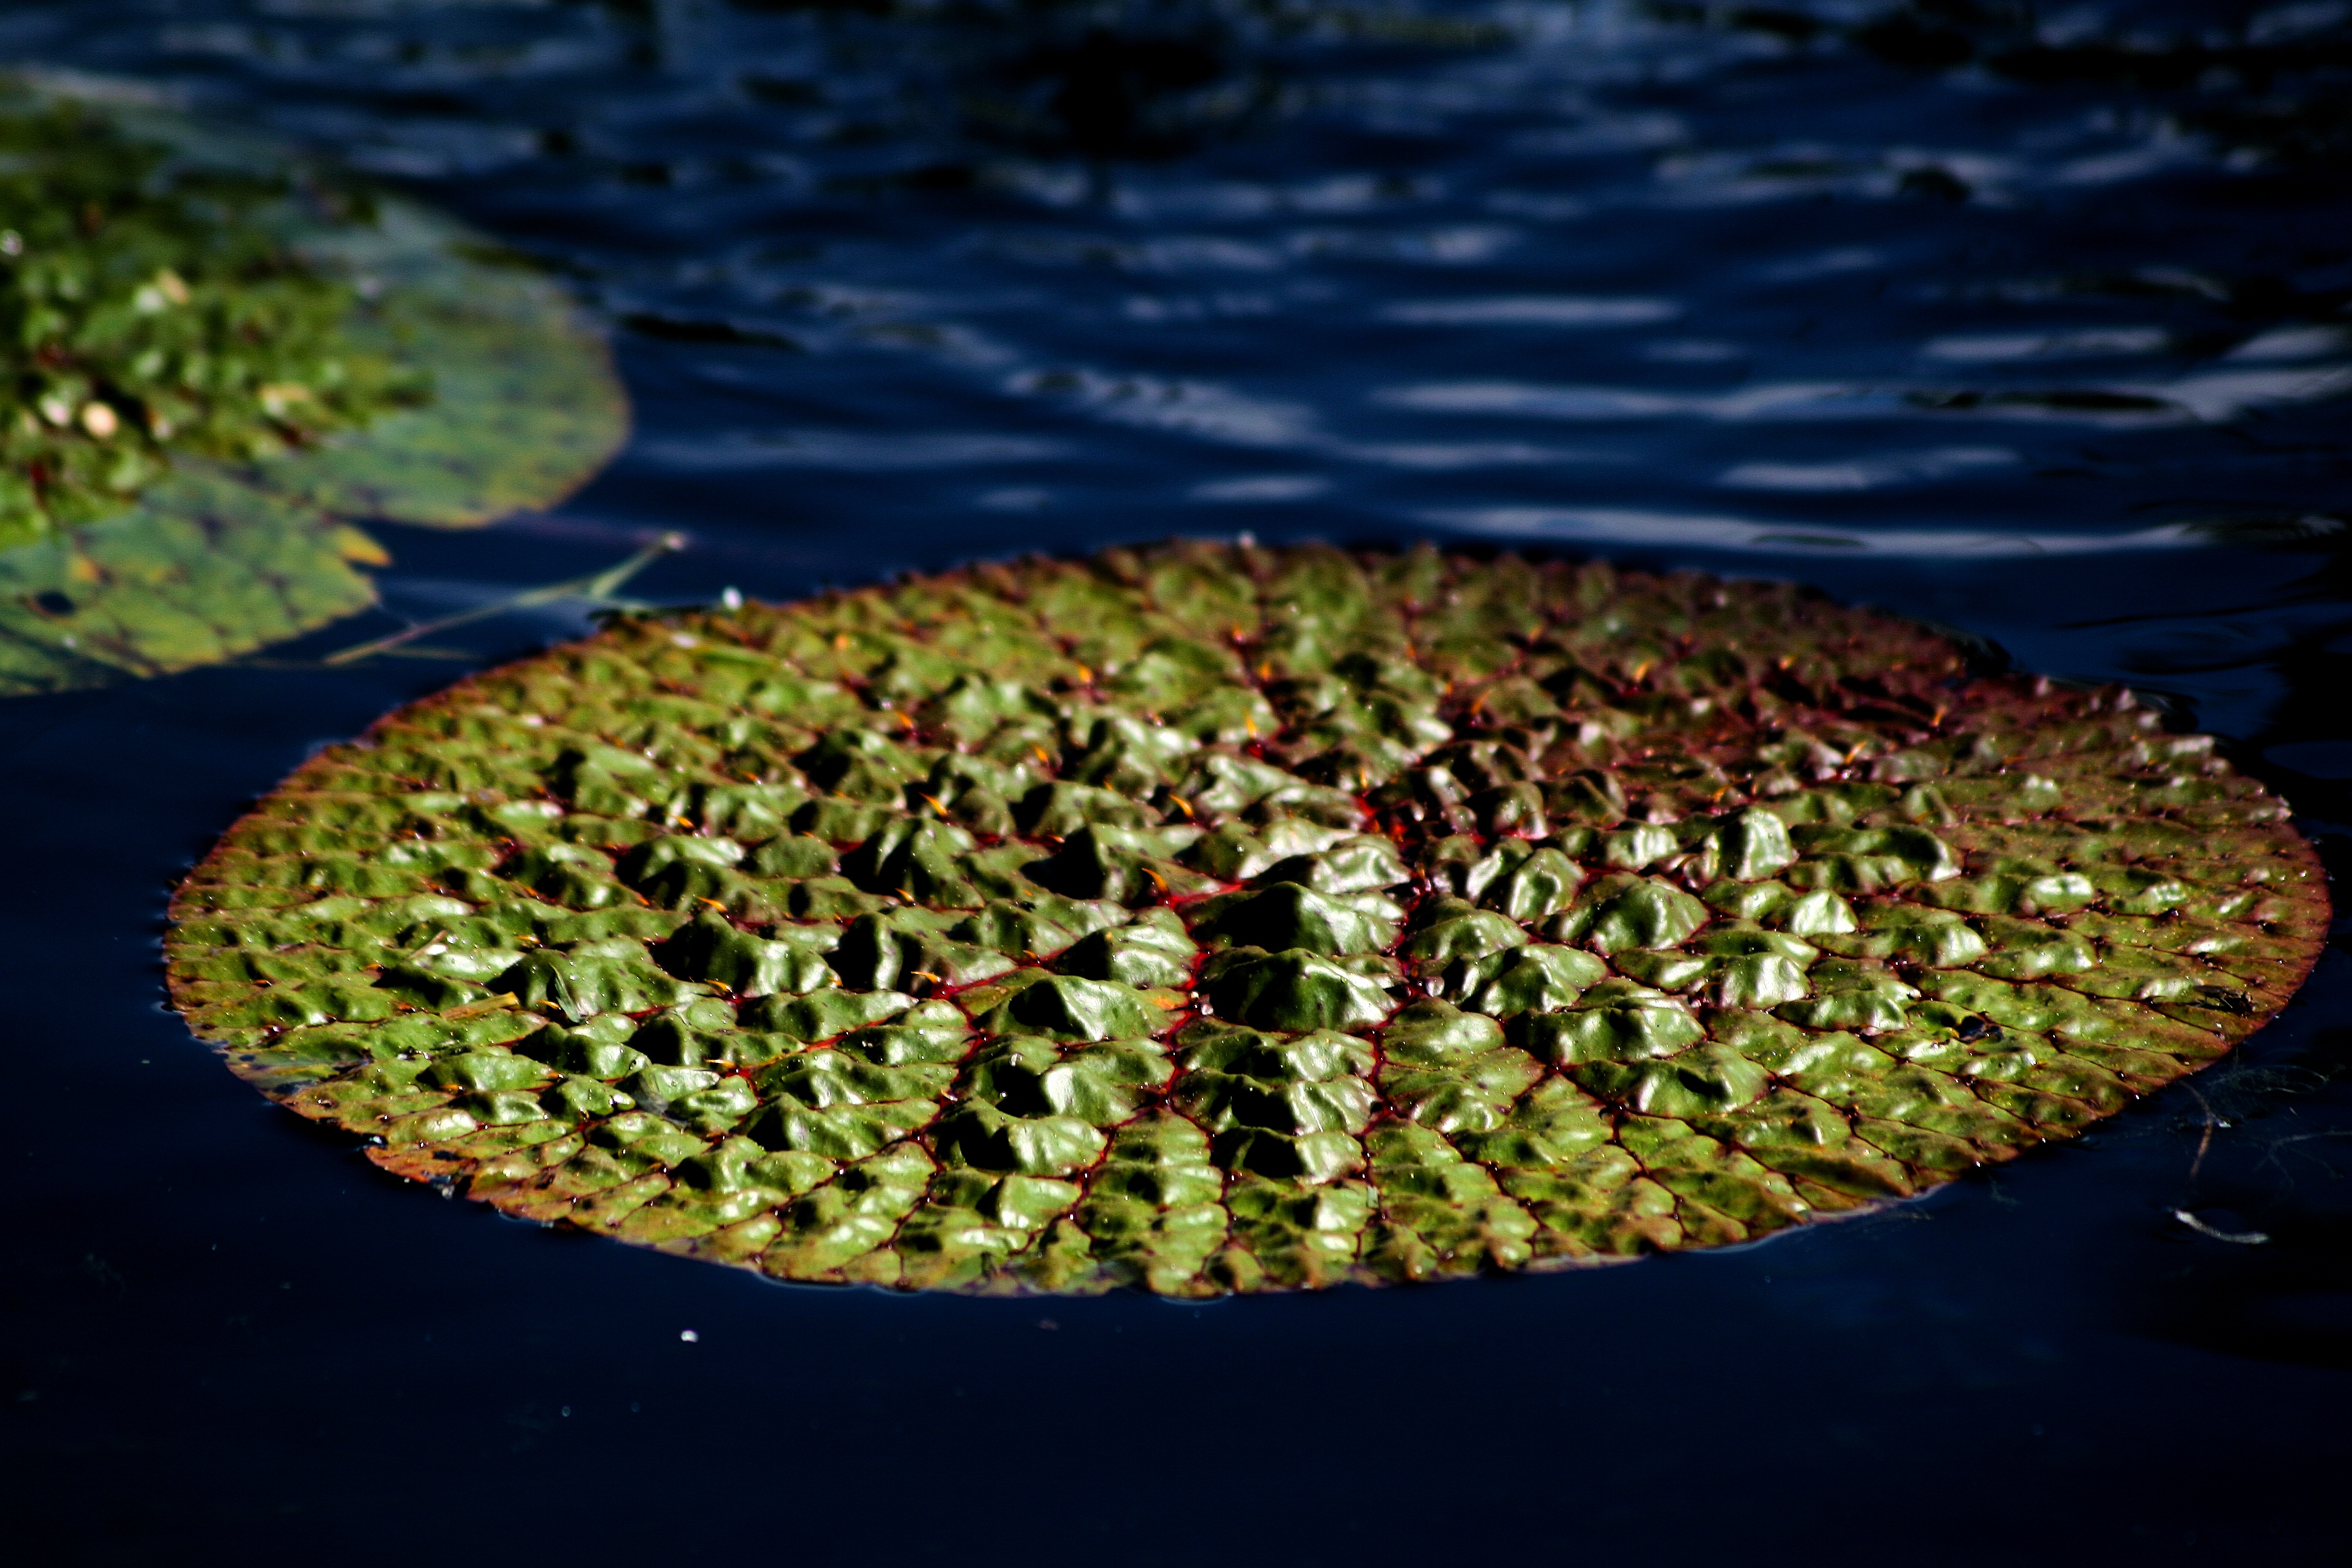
top-left (0, 79), bottom-right (627, 694)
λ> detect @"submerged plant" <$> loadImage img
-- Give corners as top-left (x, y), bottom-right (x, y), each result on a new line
top-left (1691, 1), bottom-right (2352, 171)
top-left (0, 80), bottom-right (627, 694)
top-left (165, 543), bottom-right (2327, 1295)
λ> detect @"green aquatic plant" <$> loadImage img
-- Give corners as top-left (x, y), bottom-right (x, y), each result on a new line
top-left (0, 99), bottom-right (423, 546)
top-left (165, 542), bottom-right (2327, 1295)
top-left (0, 81), bottom-right (627, 694)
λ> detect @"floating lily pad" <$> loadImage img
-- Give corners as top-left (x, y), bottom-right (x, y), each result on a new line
top-left (164, 541), bottom-right (2328, 1295)
top-left (0, 81), bottom-right (627, 693)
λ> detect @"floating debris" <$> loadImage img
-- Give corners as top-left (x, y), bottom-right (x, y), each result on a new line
top-left (2171, 1208), bottom-right (2270, 1245)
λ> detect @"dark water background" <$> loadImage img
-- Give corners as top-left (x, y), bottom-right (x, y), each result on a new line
top-left (4, 2), bottom-right (2350, 1561)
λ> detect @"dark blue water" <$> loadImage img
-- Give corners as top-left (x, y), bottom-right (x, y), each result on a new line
top-left (3, 3), bottom-right (2348, 1561)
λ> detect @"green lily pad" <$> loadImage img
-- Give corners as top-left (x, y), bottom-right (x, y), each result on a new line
top-left (0, 80), bottom-right (626, 694)
top-left (166, 541), bottom-right (2327, 1295)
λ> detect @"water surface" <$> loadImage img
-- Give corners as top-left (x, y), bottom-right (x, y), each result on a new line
top-left (2, 3), bottom-right (2347, 1561)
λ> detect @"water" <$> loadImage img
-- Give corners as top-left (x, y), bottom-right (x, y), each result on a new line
top-left (2, 2), bottom-right (2347, 1560)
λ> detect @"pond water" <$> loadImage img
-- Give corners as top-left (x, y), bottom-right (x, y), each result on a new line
top-left (2, 2), bottom-right (2347, 1561)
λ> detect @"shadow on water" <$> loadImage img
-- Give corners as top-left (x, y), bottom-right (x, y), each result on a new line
top-left (1, 1), bottom-right (2351, 1562)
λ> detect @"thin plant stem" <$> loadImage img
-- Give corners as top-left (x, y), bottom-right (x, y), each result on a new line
top-left (322, 532), bottom-right (684, 667)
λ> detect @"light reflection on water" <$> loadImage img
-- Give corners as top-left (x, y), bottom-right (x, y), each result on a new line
top-left (4, 0), bottom-right (2341, 587)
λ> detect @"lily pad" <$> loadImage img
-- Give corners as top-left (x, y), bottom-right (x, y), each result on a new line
top-left (0, 80), bottom-right (627, 693)
top-left (165, 541), bottom-right (2327, 1295)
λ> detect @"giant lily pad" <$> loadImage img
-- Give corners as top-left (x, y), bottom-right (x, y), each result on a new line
top-left (0, 81), bottom-right (627, 693)
top-left (163, 542), bottom-right (2327, 1295)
